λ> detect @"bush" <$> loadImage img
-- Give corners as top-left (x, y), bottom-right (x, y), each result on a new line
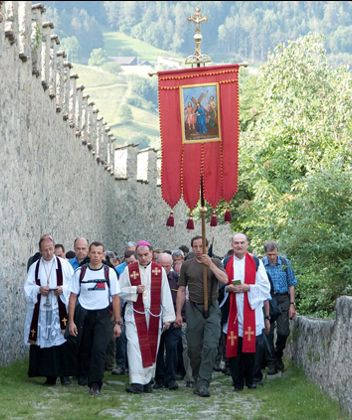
top-left (101, 61), bottom-right (122, 75)
top-left (88, 48), bottom-right (108, 66)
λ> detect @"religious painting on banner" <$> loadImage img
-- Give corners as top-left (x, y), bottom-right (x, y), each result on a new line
top-left (158, 64), bottom-right (239, 213)
top-left (180, 83), bottom-right (221, 143)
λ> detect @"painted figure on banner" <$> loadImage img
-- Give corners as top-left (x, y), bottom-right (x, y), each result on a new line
top-left (207, 96), bottom-right (217, 128)
top-left (195, 102), bottom-right (208, 134)
top-left (185, 102), bottom-right (196, 131)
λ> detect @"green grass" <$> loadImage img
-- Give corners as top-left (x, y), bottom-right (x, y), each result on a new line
top-left (103, 32), bottom-right (181, 63)
top-left (0, 360), bottom-right (347, 419)
top-left (71, 62), bottom-right (160, 145)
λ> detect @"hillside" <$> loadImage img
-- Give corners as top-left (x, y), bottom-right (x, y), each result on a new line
top-left (73, 31), bottom-right (166, 150)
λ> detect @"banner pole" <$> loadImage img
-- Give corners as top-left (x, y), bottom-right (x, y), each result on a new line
top-left (200, 176), bottom-right (209, 318)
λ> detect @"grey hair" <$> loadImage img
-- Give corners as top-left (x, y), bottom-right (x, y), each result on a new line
top-left (171, 249), bottom-right (184, 258)
top-left (264, 241), bottom-right (278, 253)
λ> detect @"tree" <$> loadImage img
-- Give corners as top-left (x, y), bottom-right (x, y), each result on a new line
top-left (88, 48), bottom-right (108, 66)
top-left (60, 36), bottom-right (80, 62)
top-left (117, 104), bottom-right (133, 124)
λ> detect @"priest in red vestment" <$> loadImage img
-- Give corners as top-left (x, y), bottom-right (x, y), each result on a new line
top-left (119, 241), bottom-right (175, 394)
top-left (223, 233), bottom-right (270, 391)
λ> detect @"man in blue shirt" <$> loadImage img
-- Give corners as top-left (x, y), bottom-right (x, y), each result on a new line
top-left (262, 241), bottom-right (297, 373)
top-left (69, 237), bottom-right (89, 270)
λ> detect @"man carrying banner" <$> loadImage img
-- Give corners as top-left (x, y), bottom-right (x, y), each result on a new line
top-left (175, 235), bottom-right (228, 397)
top-left (119, 241), bottom-right (175, 394)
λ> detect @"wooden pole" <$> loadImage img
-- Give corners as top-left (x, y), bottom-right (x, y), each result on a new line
top-left (200, 176), bottom-right (209, 318)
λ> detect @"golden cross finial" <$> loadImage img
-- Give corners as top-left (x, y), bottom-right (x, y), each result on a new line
top-left (187, 7), bottom-right (208, 33)
top-left (185, 8), bottom-right (212, 66)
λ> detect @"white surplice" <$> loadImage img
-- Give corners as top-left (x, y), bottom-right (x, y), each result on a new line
top-left (223, 255), bottom-right (270, 337)
top-left (119, 263), bottom-right (175, 385)
top-left (24, 256), bottom-right (73, 348)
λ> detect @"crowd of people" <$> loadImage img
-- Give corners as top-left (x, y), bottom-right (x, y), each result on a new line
top-left (24, 233), bottom-right (298, 397)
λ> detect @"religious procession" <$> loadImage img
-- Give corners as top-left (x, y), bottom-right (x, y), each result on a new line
top-left (24, 232), bottom-right (297, 398)
top-left (1, 0), bottom-right (351, 418)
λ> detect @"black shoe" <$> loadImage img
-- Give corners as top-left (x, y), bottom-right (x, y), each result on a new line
top-left (143, 383), bottom-right (153, 393)
top-left (43, 377), bottom-right (57, 386)
top-left (185, 381), bottom-right (194, 388)
top-left (126, 383), bottom-right (144, 394)
top-left (276, 358), bottom-right (285, 371)
top-left (167, 380), bottom-right (179, 390)
top-left (234, 386), bottom-right (243, 392)
top-left (267, 365), bottom-right (278, 375)
top-left (60, 376), bottom-right (71, 386)
top-left (78, 375), bottom-right (88, 386)
top-left (247, 383), bottom-right (257, 389)
top-left (112, 366), bottom-right (126, 375)
top-left (194, 385), bottom-right (210, 397)
top-left (153, 381), bottom-right (164, 390)
top-left (213, 364), bottom-right (222, 372)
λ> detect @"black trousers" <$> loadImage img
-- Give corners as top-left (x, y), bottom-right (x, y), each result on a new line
top-left (155, 325), bottom-right (182, 386)
top-left (78, 307), bottom-right (112, 389)
top-left (229, 335), bottom-right (262, 389)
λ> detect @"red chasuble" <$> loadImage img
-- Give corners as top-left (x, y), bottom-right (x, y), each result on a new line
top-left (128, 261), bottom-right (162, 368)
top-left (225, 254), bottom-right (256, 358)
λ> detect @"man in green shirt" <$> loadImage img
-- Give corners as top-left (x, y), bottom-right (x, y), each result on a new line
top-left (175, 235), bottom-right (228, 397)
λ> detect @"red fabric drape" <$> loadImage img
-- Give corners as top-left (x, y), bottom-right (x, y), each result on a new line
top-left (158, 64), bottom-right (239, 210)
top-left (225, 254), bottom-right (257, 358)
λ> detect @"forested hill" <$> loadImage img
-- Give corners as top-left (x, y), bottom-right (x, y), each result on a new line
top-left (41, 1), bottom-right (352, 64)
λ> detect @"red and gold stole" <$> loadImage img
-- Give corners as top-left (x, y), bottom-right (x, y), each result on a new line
top-left (128, 261), bottom-right (162, 368)
top-left (225, 253), bottom-right (256, 358)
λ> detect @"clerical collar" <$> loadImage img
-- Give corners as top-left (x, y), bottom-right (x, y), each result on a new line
top-left (140, 262), bottom-right (151, 269)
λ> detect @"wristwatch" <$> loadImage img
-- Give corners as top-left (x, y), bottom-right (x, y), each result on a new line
top-left (290, 302), bottom-right (295, 307)
top-left (114, 320), bottom-right (123, 326)
top-left (264, 315), bottom-right (270, 320)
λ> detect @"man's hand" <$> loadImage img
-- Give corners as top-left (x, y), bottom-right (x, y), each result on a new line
top-left (69, 321), bottom-right (78, 337)
top-left (113, 324), bottom-right (121, 337)
top-left (163, 322), bottom-right (171, 331)
top-left (227, 283), bottom-right (250, 293)
top-left (175, 314), bottom-right (183, 328)
top-left (196, 254), bottom-right (212, 267)
top-left (136, 285), bottom-right (145, 294)
top-left (39, 286), bottom-right (50, 296)
top-left (54, 286), bottom-right (63, 297)
top-left (264, 319), bottom-right (271, 335)
top-left (289, 304), bottom-right (296, 320)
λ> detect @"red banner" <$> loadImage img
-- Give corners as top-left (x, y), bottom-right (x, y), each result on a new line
top-left (158, 64), bottom-right (239, 210)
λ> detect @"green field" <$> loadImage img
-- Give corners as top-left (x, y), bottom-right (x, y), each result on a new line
top-left (103, 32), bottom-right (181, 62)
top-left (72, 63), bottom-right (159, 148)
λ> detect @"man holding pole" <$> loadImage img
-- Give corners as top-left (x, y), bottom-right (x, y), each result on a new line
top-left (175, 235), bottom-right (228, 397)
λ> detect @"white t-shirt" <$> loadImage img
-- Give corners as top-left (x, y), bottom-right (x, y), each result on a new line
top-left (70, 265), bottom-right (120, 310)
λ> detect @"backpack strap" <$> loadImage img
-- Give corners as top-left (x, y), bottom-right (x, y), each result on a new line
top-left (79, 264), bottom-right (88, 283)
top-left (104, 264), bottom-right (110, 289)
top-left (79, 263), bottom-right (110, 288)
top-left (253, 256), bottom-right (259, 271)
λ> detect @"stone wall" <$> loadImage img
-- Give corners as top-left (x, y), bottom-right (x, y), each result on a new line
top-left (0, 2), bottom-right (232, 365)
top-left (287, 296), bottom-right (352, 416)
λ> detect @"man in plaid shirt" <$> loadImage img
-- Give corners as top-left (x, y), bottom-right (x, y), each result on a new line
top-left (262, 241), bottom-right (298, 373)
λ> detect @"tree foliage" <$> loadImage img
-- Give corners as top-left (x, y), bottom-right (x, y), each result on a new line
top-left (231, 34), bottom-right (352, 316)
top-left (43, 1), bottom-right (352, 64)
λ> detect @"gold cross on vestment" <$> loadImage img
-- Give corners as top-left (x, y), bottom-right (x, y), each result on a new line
top-left (245, 326), bottom-right (254, 341)
top-left (130, 271), bottom-right (139, 280)
top-left (31, 329), bottom-right (36, 337)
top-left (228, 330), bottom-right (237, 346)
top-left (152, 267), bottom-right (161, 276)
top-left (62, 317), bottom-right (67, 327)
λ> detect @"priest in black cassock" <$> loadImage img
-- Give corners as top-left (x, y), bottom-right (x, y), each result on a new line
top-left (24, 234), bottom-right (74, 385)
